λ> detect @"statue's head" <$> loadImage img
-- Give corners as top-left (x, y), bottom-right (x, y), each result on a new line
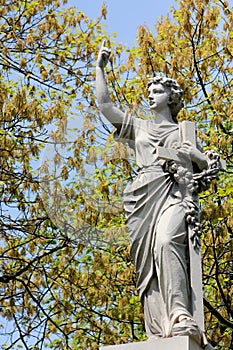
top-left (147, 76), bottom-right (184, 121)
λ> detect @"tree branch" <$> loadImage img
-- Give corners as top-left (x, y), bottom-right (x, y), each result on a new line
top-left (0, 239), bottom-right (69, 283)
top-left (204, 298), bottom-right (233, 329)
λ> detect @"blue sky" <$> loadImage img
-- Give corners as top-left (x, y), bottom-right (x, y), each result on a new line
top-left (1, 1), bottom-right (176, 347)
top-left (73, 0), bottom-right (177, 46)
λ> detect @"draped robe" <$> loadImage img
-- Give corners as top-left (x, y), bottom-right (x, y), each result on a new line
top-left (115, 113), bottom-right (195, 337)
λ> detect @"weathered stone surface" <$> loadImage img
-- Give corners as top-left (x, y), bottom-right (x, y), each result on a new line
top-left (100, 336), bottom-right (213, 350)
top-left (96, 43), bottom-right (221, 345)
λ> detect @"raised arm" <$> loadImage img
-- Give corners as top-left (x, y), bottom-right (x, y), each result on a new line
top-left (96, 41), bottom-right (124, 129)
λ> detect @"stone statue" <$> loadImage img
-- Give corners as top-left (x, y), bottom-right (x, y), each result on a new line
top-left (96, 41), bottom-right (221, 347)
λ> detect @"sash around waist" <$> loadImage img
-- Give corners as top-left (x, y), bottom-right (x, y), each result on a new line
top-left (137, 163), bottom-right (165, 174)
top-left (123, 163), bottom-right (168, 196)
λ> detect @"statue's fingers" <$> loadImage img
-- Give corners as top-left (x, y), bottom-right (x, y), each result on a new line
top-left (182, 140), bottom-right (192, 147)
top-left (102, 48), bottom-right (110, 54)
top-left (102, 49), bottom-right (111, 61)
top-left (101, 39), bottom-right (107, 48)
top-left (101, 39), bottom-right (110, 49)
top-left (179, 145), bottom-right (190, 153)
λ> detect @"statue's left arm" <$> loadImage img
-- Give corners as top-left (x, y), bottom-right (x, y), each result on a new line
top-left (178, 140), bottom-right (208, 171)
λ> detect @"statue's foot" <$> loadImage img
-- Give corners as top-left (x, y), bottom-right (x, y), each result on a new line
top-left (147, 333), bottom-right (163, 340)
top-left (173, 315), bottom-right (199, 332)
top-left (172, 315), bottom-right (202, 344)
top-left (147, 335), bottom-right (161, 341)
top-left (172, 316), bottom-right (215, 348)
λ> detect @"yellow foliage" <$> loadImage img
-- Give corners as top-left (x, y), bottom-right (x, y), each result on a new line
top-left (101, 4), bottom-right (107, 20)
top-left (20, 57), bottom-right (27, 68)
top-left (0, 0), bottom-right (231, 349)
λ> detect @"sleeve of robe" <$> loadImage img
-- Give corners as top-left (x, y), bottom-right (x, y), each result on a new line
top-left (113, 112), bottom-right (136, 150)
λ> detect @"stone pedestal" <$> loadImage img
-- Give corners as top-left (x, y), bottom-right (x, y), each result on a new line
top-left (100, 336), bottom-right (214, 350)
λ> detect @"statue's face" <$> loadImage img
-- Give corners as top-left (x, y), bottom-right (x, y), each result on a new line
top-left (148, 83), bottom-right (170, 111)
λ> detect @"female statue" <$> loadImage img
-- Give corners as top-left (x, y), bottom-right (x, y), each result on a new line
top-left (96, 42), bottom-right (218, 345)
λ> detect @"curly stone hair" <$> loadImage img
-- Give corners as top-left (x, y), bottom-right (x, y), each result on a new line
top-left (147, 76), bottom-right (184, 121)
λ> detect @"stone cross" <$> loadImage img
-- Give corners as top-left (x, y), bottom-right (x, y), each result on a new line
top-left (157, 121), bottom-right (225, 332)
top-left (157, 121), bottom-right (205, 332)
top-left (157, 120), bottom-right (226, 332)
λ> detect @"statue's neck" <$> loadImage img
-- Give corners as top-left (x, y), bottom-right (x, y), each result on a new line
top-left (152, 108), bottom-right (176, 125)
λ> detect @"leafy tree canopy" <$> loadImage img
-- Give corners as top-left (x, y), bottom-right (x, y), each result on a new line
top-left (0, 0), bottom-right (232, 349)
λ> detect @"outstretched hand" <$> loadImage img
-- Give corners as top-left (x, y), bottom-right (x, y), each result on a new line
top-left (96, 40), bottom-right (111, 69)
